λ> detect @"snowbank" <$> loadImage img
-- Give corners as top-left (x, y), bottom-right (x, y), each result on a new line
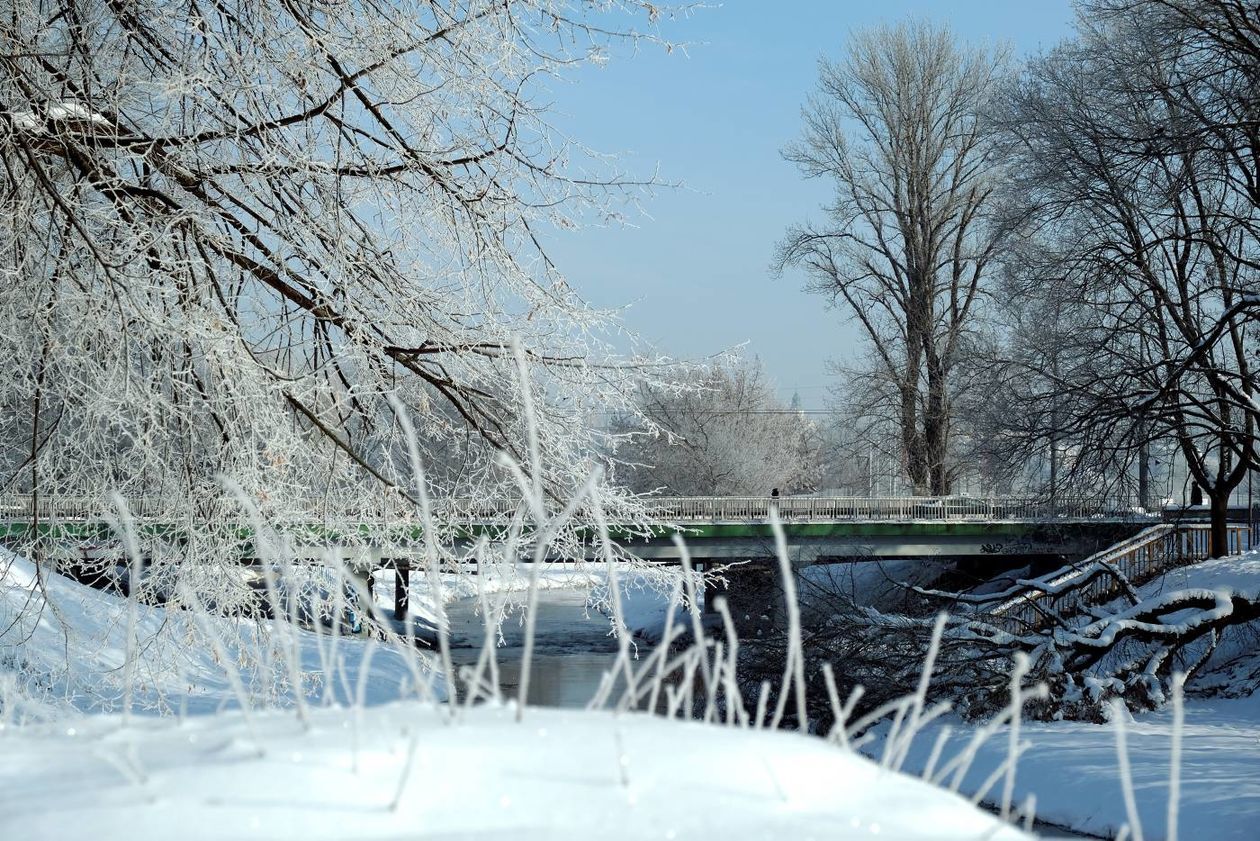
top-left (375, 564), bottom-right (678, 643)
top-left (892, 694), bottom-right (1260, 840)
top-left (0, 700), bottom-right (1031, 841)
top-left (0, 553), bottom-right (1043, 840)
top-left (882, 550), bottom-right (1260, 840)
top-left (0, 550), bottom-right (421, 718)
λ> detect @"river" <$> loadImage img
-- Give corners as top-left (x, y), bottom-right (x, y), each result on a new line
top-left (445, 587), bottom-right (630, 707)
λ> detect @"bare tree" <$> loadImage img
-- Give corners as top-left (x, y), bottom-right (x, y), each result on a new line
top-left (970, 237), bottom-right (1171, 508)
top-left (614, 360), bottom-right (822, 497)
top-left (776, 20), bottom-right (1011, 495)
top-left (0, 1), bottom-right (689, 609)
top-left (990, 0), bottom-right (1260, 555)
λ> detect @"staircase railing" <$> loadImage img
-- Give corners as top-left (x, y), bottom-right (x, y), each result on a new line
top-left (990, 523), bottom-right (1251, 632)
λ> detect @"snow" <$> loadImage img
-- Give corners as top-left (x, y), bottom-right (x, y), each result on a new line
top-left (889, 694), bottom-right (1260, 840)
top-left (5, 111), bottom-right (42, 132)
top-left (14, 542), bottom-right (1257, 839)
top-left (0, 549), bottom-right (420, 719)
top-left (372, 564), bottom-right (677, 643)
top-left (873, 549), bottom-right (1260, 840)
top-left (372, 563), bottom-right (605, 626)
top-left (0, 701), bottom-right (1032, 841)
top-left (1150, 549), bottom-right (1260, 599)
top-left (0, 553), bottom-right (1042, 840)
top-left (46, 100), bottom-right (110, 124)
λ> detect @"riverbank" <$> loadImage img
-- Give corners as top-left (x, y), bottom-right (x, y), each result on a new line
top-left (0, 699), bottom-right (1032, 841)
top-left (863, 549), bottom-right (1260, 840)
top-left (0, 548), bottom-right (422, 719)
top-left (372, 564), bottom-right (678, 644)
top-left (1, 551), bottom-right (1037, 840)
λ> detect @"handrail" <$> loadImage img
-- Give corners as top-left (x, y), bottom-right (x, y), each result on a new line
top-left (0, 493), bottom-right (1148, 524)
top-left (990, 523), bottom-right (1251, 632)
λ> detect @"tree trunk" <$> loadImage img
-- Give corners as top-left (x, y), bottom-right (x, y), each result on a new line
top-left (903, 278), bottom-right (930, 495)
top-left (1138, 441), bottom-right (1151, 511)
top-left (1210, 490), bottom-right (1230, 558)
top-left (925, 353), bottom-right (951, 495)
top-left (901, 384), bottom-right (929, 494)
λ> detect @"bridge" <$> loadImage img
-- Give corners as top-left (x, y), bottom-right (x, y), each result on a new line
top-left (1, 494), bottom-right (1164, 615)
top-left (0, 493), bottom-right (1147, 564)
top-left (616, 496), bottom-right (1146, 563)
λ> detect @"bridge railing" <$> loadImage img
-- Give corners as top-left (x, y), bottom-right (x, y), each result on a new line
top-left (640, 495), bottom-right (1140, 522)
top-left (0, 492), bottom-right (1142, 525)
top-left (990, 523), bottom-right (1251, 632)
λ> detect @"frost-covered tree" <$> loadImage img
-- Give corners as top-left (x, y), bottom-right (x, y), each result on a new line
top-left (0, 1), bottom-right (687, 602)
top-left (614, 361), bottom-right (821, 497)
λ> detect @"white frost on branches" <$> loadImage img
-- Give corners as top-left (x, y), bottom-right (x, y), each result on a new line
top-left (613, 360), bottom-right (822, 496)
top-left (0, 1), bottom-right (695, 616)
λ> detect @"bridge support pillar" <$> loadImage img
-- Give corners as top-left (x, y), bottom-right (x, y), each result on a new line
top-left (393, 564), bottom-right (410, 621)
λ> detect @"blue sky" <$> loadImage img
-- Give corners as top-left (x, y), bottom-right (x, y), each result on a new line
top-left (544, 1), bottom-right (1077, 410)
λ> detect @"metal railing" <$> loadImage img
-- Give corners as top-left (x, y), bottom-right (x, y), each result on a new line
top-left (639, 495), bottom-right (1140, 522)
top-left (990, 523), bottom-right (1251, 632)
top-left (0, 493), bottom-right (1146, 525)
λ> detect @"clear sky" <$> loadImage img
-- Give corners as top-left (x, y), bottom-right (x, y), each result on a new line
top-left (544, 1), bottom-right (1078, 410)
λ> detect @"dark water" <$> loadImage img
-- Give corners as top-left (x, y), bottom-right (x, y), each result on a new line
top-left (445, 588), bottom-right (624, 708)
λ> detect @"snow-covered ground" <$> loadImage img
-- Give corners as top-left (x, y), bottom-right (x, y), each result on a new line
top-left (876, 550), bottom-right (1260, 840)
top-left (0, 552), bottom-right (1037, 840)
top-left (0, 700), bottom-right (1032, 841)
top-left (890, 694), bottom-right (1260, 840)
top-left (8, 540), bottom-right (1257, 839)
top-left (0, 549), bottom-right (422, 719)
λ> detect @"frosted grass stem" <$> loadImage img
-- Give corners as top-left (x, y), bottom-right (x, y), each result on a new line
top-left (389, 733), bottom-right (420, 811)
top-left (108, 494), bottom-right (142, 725)
top-left (704, 641), bottom-right (724, 723)
top-left (511, 470), bottom-right (599, 719)
top-left (179, 584), bottom-right (260, 746)
top-left (890, 613), bottom-right (947, 771)
top-left (754, 679), bottom-right (771, 730)
top-left (714, 597), bottom-right (745, 725)
top-left (673, 537), bottom-right (713, 692)
top-left (387, 394), bottom-right (455, 713)
top-left (1020, 794), bottom-right (1037, 833)
top-left (820, 663), bottom-right (844, 743)
top-left (767, 510), bottom-right (806, 731)
top-left (1110, 698), bottom-right (1145, 841)
top-left (647, 579), bottom-right (683, 714)
top-left (970, 743), bottom-right (1028, 807)
top-left (1169, 672), bottom-right (1185, 841)
top-left (921, 725), bottom-right (954, 781)
top-left (591, 494), bottom-right (639, 712)
top-left (1001, 651), bottom-right (1030, 820)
